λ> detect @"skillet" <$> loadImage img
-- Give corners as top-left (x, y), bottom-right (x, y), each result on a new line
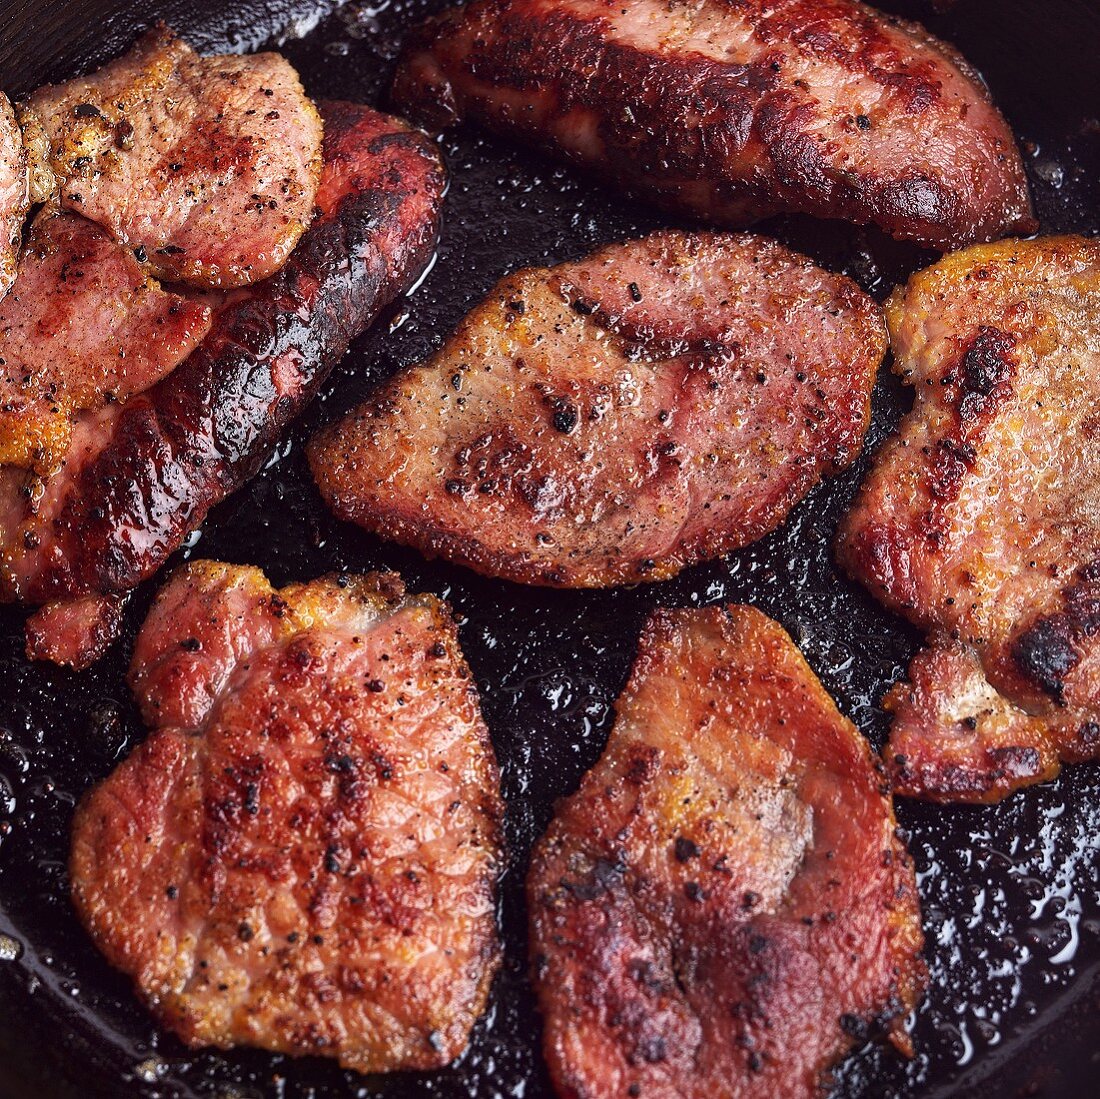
top-left (0, 1), bottom-right (1098, 1095)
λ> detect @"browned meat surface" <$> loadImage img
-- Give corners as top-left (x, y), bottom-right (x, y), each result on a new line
top-left (71, 561), bottom-right (502, 1071)
top-left (25, 26), bottom-right (323, 288)
top-left (0, 92), bottom-right (27, 300)
top-left (309, 230), bottom-right (884, 587)
top-left (24, 591), bottom-right (128, 671)
top-left (837, 236), bottom-right (1100, 802)
top-left (528, 605), bottom-right (925, 1099)
top-left (0, 209), bottom-right (212, 475)
top-left (393, 0), bottom-right (1035, 250)
top-left (882, 642), bottom-right (1061, 803)
top-left (0, 101), bottom-right (445, 669)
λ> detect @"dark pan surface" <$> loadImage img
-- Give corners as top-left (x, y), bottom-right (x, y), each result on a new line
top-left (0, 1), bottom-right (1098, 1096)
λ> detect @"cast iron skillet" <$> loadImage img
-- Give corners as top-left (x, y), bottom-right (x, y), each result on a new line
top-left (0, 1), bottom-right (1098, 1096)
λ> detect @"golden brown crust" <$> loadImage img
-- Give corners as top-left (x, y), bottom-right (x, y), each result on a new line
top-left (528, 605), bottom-right (926, 1098)
top-left (71, 561), bottom-right (503, 1072)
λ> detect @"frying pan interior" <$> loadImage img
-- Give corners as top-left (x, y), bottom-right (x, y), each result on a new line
top-left (0, 1), bottom-right (1098, 1097)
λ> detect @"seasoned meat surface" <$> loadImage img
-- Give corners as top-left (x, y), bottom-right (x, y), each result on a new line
top-left (1, 101), bottom-right (445, 668)
top-left (0, 209), bottom-right (212, 475)
top-left (26, 26), bottom-right (323, 288)
top-left (0, 93), bottom-right (26, 299)
top-left (528, 605), bottom-right (925, 1098)
top-left (837, 237), bottom-right (1100, 802)
top-left (72, 561), bottom-right (502, 1071)
top-left (393, 0), bottom-right (1035, 250)
top-left (310, 230), bottom-right (884, 587)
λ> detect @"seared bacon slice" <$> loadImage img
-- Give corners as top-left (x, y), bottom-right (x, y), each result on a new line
top-left (71, 561), bottom-right (502, 1071)
top-left (528, 605), bottom-right (925, 1099)
top-left (25, 25), bottom-right (323, 288)
top-left (393, 0), bottom-right (1036, 251)
top-left (0, 210), bottom-right (212, 475)
top-left (1, 101), bottom-right (445, 668)
top-left (837, 236), bottom-right (1100, 802)
top-left (309, 230), bottom-right (884, 587)
top-left (0, 93), bottom-right (27, 299)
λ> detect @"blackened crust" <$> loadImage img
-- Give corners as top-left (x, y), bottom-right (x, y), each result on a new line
top-left (7, 102), bottom-right (445, 603)
top-left (1013, 562), bottom-right (1100, 703)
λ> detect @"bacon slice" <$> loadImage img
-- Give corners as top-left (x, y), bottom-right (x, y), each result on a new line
top-left (393, 0), bottom-right (1035, 250)
top-left (309, 230), bottom-right (885, 587)
top-left (0, 92), bottom-right (27, 300)
top-left (837, 236), bottom-right (1100, 802)
top-left (25, 26), bottom-right (323, 288)
top-left (0, 210), bottom-right (212, 475)
top-left (71, 561), bottom-right (502, 1071)
top-left (528, 604), bottom-right (925, 1098)
top-left (1, 101), bottom-right (445, 668)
